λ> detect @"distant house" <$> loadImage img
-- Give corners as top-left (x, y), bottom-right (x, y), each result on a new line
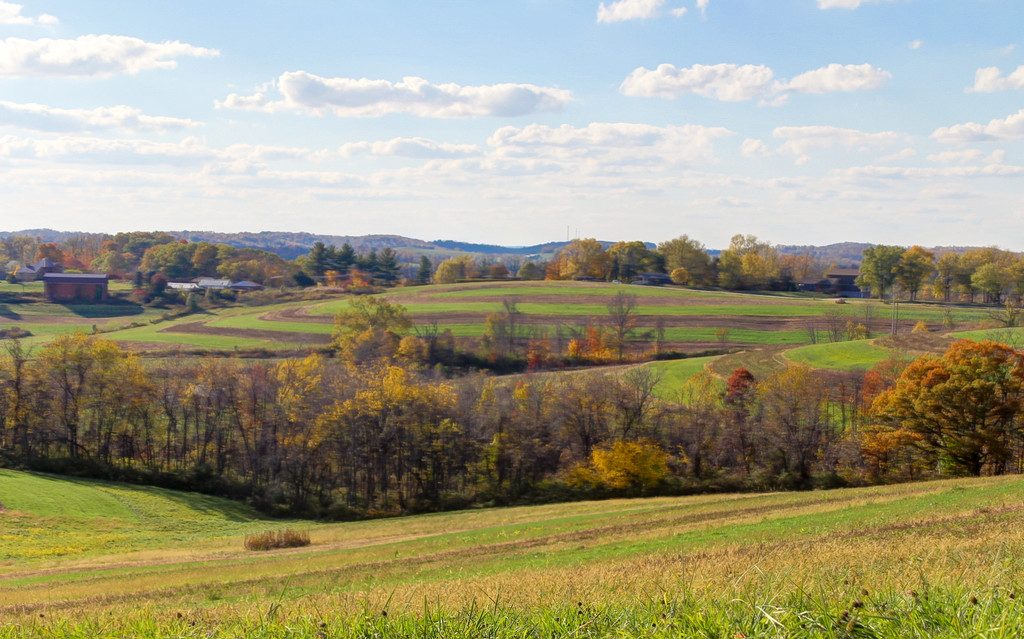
top-left (167, 281), bottom-right (200, 290)
top-left (195, 278), bottom-right (231, 290)
top-left (42, 273), bottom-right (109, 302)
top-left (798, 268), bottom-right (865, 297)
top-left (631, 272), bottom-right (674, 286)
top-left (16, 258), bottom-right (63, 282)
top-left (230, 280), bottom-right (263, 292)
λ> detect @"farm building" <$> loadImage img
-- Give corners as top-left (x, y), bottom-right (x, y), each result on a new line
top-left (42, 273), bottom-right (109, 302)
top-left (797, 268), bottom-right (865, 297)
top-left (16, 258), bottom-right (63, 282)
top-left (631, 272), bottom-right (674, 286)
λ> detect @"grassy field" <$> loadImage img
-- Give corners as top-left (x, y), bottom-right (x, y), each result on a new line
top-left (0, 281), bottom-right (1011, 373)
top-left (1, 470), bottom-right (1023, 636)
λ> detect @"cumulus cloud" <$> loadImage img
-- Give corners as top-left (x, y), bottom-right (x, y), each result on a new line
top-left (781, 63), bottom-right (891, 95)
top-left (696, 0), bottom-right (709, 16)
top-left (0, 101), bottom-right (198, 133)
top-left (740, 138), bottom-right (770, 158)
top-left (621, 62), bottom-right (889, 103)
top-left (0, 2), bottom-right (55, 25)
top-left (596, 0), bottom-right (665, 23)
top-left (0, 35), bottom-right (218, 78)
top-left (339, 137), bottom-right (479, 159)
top-left (969, 66), bottom-right (1024, 93)
top-left (621, 63), bottom-right (775, 101)
top-left (773, 126), bottom-right (906, 158)
top-left (931, 109), bottom-right (1024, 144)
top-left (217, 71), bottom-right (572, 118)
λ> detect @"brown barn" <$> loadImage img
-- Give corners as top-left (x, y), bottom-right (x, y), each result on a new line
top-left (42, 273), bottom-right (109, 302)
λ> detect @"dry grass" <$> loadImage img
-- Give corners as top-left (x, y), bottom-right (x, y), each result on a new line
top-left (243, 528), bottom-right (311, 551)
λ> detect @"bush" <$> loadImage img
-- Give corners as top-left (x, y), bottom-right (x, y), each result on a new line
top-left (244, 528), bottom-right (311, 551)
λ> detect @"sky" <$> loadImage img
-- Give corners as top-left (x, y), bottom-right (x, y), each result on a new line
top-left (1, 0), bottom-right (1023, 250)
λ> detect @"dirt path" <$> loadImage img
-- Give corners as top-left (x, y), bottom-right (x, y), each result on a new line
top-left (160, 322), bottom-right (332, 345)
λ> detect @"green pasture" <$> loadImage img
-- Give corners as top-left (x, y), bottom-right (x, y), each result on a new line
top-left (641, 356), bottom-right (721, 400)
top-left (412, 282), bottom-right (728, 299)
top-left (107, 320), bottom-right (293, 350)
top-left (784, 338), bottom-right (893, 371)
top-left (953, 326), bottom-right (1024, 345)
top-left (1, 470), bottom-right (1023, 636)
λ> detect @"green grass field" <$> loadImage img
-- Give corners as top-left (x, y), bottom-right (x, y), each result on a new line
top-left (1, 470), bottom-right (1022, 636)
top-left (785, 338), bottom-right (894, 371)
top-left (642, 356), bottom-right (721, 399)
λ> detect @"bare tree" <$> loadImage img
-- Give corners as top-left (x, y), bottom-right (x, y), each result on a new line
top-left (606, 292), bottom-right (638, 361)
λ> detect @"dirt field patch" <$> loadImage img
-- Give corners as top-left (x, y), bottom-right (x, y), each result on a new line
top-left (161, 322), bottom-right (332, 344)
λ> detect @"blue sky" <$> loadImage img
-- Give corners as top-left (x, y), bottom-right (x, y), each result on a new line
top-left (1, 0), bottom-right (1023, 249)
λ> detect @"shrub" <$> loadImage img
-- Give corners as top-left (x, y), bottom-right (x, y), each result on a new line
top-left (243, 528), bottom-right (311, 551)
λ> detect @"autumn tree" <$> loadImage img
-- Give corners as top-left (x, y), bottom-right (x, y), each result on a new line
top-left (756, 365), bottom-right (838, 486)
top-left (606, 241), bottom-right (659, 282)
top-left (857, 245), bottom-right (904, 298)
top-left (549, 238), bottom-right (611, 281)
top-left (932, 252), bottom-right (959, 302)
top-left (332, 296), bottom-right (412, 364)
top-left (895, 246), bottom-right (935, 301)
top-left (871, 340), bottom-right (1024, 476)
top-left (716, 235), bottom-right (779, 290)
top-left (658, 235), bottom-right (713, 286)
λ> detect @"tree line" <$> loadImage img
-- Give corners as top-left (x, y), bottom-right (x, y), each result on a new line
top-left (8, 231), bottom-right (1024, 305)
top-left (2, 325), bottom-right (1021, 518)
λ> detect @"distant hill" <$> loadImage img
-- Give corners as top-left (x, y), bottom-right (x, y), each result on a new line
top-left (776, 242), bottom-right (875, 266)
top-left (0, 229), bottom-right (985, 265)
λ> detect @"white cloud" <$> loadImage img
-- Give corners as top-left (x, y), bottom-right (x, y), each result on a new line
top-left (927, 150), bottom-right (984, 164)
top-left (0, 2), bottom-right (30, 24)
top-left (0, 135), bottom-right (218, 165)
top-left (781, 63), bottom-right (891, 94)
top-left (621, 63), bottom-right (775, 101)
top-left (909, 40), bottom-right (922, 50)
top-left (596, 0), bottom-right (665, 23)
top-left (621, 62), bottom-right (889, 102)
top-left (0, 135), bottom-right (324, 168)
top-left (740, 138), bottom-right (770, 158)
top-left (773, 126), bottom-right (905, 157)
top-left (968, 66), bottom-right (1024, 93)
top-left (487, 122), bottom-right (733, 167)
top-left (217, 71), bottom-right (572, 118)
top-left (696, 0), bottom-right (709, 16)
top-left (877, 148), bottom-right (916, 163)
top-left (931, 109), bottom-right (1024, 144)
top-left (670, 7), bottom-right (688, 17)
top-left (0, 101), bottom-right (198, 133)
top-left (817, 0), bottom-right (895, 9)
top-left (0, 2), bottom-right (53, 25)
top-left (339, 137), bottom-right (479, 159)
top-left (0, 35), bottom-right (218, 78)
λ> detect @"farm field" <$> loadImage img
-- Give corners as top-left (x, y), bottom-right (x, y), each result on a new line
top-left (0, 469), bottom-right (1022, 637)
top-left (1, 280), bottom-right (992, 355)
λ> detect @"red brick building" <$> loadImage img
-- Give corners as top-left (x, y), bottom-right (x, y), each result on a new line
top-left (42, 273), bottom-right (109, 302)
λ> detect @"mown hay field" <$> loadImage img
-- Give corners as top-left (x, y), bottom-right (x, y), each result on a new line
top-left (1, 469), bottom-right (1023, 637)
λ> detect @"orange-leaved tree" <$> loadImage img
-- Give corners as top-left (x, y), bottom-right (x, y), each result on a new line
top-left (871, 340), bottom-right (1024, 476)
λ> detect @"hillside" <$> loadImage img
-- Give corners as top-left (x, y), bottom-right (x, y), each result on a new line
top-left (1, 469), bottom-right (1022, 636)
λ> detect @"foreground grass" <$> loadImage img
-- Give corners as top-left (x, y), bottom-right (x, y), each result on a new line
top-left (1, 470), bottom-right (1023, 636)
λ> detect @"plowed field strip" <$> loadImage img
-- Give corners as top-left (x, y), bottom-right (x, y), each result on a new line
top-left (160, 322), bottom-right (331, 344)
